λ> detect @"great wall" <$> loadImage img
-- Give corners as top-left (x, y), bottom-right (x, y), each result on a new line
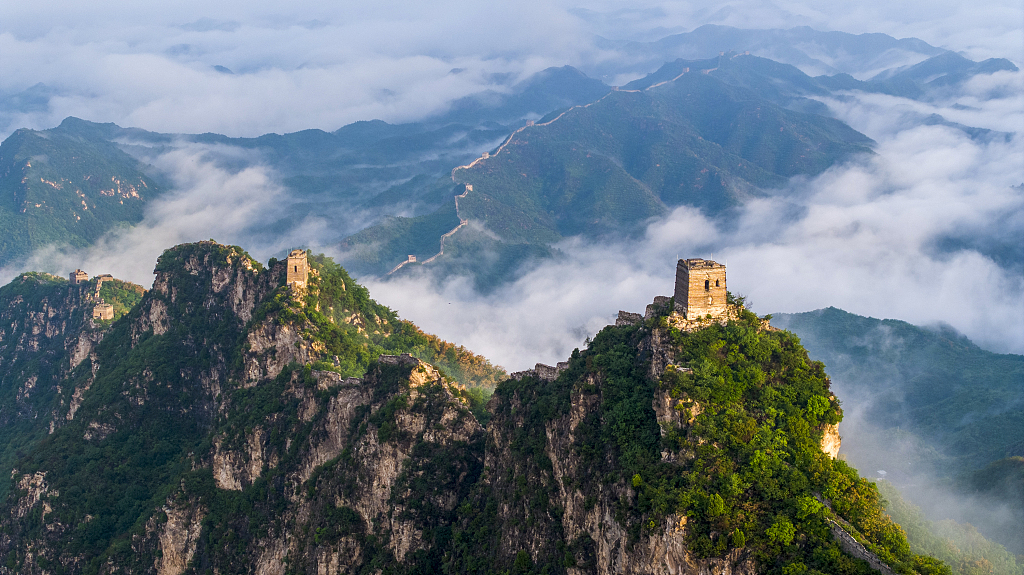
top-left (385, 185), bottom-right (472, 276)
top-left (69, 269), bottom-right (116, 320)
top-left (384, 57), bottom-right (732, 276)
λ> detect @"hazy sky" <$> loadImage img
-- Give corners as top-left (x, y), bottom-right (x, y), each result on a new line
top-left (2, 0), bottom-right (1021, 137)
top-left (1, 1), bottom-right (1022, 368)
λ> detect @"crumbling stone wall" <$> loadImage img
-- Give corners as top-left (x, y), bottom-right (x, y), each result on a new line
top-left (827, 520), bottom-right (895, 575)
top-left (510, 361), bottom-right (569, 382)
top-left (616, 311), bottom-right (643, 326)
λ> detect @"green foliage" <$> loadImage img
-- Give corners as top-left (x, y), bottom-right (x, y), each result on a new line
top-left (767, 517), bottom-right (796, 546)
top-left (343, 70), bottom-right (873, 284)
top-left (455, 385), bottom-right (495, 426)
top-left (774, 307), bottom-right (1024, 553)
top-left (460, 306), bottom-right (941, 574)
top-left (513, 550), bottom-right (534, 573)
top-left (97, 277), bottom-right (144, 320)
top-left (877, 481), bottom-right (1022, 575)
top-left (396, 321), bottom-right (507, 389)
top-left (259, 252), bottom-right (505, 399)
top-left (0, 272), bottom-right (108, 498)
top-left (0, 120), bottom-right (164, 268)
top-left (0, 243), bottom-right (952, 575)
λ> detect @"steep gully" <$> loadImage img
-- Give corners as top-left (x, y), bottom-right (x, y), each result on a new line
top-left (384, 56), bottom-right (728, 275)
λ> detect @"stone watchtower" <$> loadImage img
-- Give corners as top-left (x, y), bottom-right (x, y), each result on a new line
top-left (70, 269), bottom-right (89, 285)
top-left (286, 250), bottom-right (309, 289)
top-left (674, 258), bottom-right (727, 319)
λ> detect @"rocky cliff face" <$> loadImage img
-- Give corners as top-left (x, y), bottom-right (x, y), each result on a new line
top-left (0, 243), bottom-right (284, 573)
top-left (484, 369), bottom-right (757, 575)
top-left (123, 356), bottom-right (485, 575)
top-left (0, 273), bottom-right (101, 428)
top-left (0, 242), bottom-right (490, 574)
top-left (0, 242), bottom-right (935, 575)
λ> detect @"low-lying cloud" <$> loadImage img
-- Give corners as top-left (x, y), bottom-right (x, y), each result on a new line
top-left (2, 1), bottom-right (1021, 139)
top-left (4, 73), bottom-right (1018, 369)
top-left (0, 144), bottom-right (324, 287)
top-left (365, 74), bottom-right (1024, 369)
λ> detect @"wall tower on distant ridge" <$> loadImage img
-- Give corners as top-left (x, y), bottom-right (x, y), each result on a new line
top-left (93, 302), bottom-right (114, 320)
top-left (70, 269), bottom-right (89, 285)
top-left (674, 258), bottom-right (727, 319)
top-left (286, 250), bottom-right (309, 289)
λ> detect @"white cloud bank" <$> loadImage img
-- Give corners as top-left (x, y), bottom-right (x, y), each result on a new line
top-left (1, 2), bottom-right (1021, 365)
top-left (367, 76), bottom-right (1024, 369)
top-left (0, 144), bottom-right (317, 287)
top-left (2, 70), bottom-right (1018, 372)
top-left (2, 0), bottom-right (1021, 138)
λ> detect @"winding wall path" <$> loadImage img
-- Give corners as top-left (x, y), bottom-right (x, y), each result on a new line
top-left (387, 61), bottom-right (721, 273)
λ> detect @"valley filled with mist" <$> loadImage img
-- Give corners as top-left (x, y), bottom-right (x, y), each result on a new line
top-left (0, 1), bottom-right (1022, 573)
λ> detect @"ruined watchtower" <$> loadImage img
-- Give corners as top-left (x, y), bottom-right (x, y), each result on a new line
top-left (286, 250), bottom-right (309, 289)
top-left (674, 258), bottom-right (727, 319)
top-left (70, 269), bottom-right (89, 285)
top-left (93, 302), bottom-right (114, 320)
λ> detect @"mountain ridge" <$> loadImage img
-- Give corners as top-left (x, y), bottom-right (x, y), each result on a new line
top-left (0, 241), bottom-right (950, 574)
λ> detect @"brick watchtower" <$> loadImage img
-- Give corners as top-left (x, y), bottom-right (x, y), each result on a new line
top-left (286, 250), bottom-right (309, 289)
top-left (674, 259), bottom-right (727, 319)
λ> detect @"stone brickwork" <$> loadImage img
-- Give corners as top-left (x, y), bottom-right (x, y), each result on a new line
top-left (70, 269), bottom-right (89, 285)
top-left (94, 274), bottom-right (113, 297)
top-left (827, 520), bottom-right (895, 575)
top-left (616, 311), bottom-right (643, 326)
top-left (286, 250), bottom-right (309, 289)
top-left (510, 361), bottom-right (569, 382)
top-left (378, 353), bottom-right (419, 367)
top-left (673, 259), bottom-right (727, 319)
top-left (645, 296), bottom-right (672, 320)
top-left (93, 302), bottom-right (114, 320)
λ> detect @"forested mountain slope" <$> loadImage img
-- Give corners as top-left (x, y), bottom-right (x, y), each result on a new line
top-left (0, 119), bottom-right (164, 267)
top-left (0, 242), bottom-right (947, 574)
top-left (774, 307), bottom-right (1024, 555)
top-left (342, 69), bottom-right (873, 283)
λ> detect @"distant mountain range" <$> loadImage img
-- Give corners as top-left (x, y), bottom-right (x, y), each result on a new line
top-left (0, 27), bottom-right (1014, 285)
top-left (0, 122), bottom-right (164, 267)
top-left (340, 46), bottom-right (1015, 287)
top-left (599, 24), bottom-right (983, 80)
top-left (774, 307), bottom-right (1024, 554)
top-left (0, 242), bottom-right (954, 574)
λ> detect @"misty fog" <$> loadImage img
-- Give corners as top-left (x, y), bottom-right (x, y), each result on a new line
top-left (3, 0), bottom-right (1022, 138)
top-left (2, 0), bottom-right (1023, 559)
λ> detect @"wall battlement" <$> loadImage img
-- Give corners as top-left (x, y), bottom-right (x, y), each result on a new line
top-left (510, 361), bottom-right (570, 382)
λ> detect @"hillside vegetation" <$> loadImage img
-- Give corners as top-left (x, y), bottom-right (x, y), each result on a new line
top-left (344, 70), bottom-right (873, 283)
top-left (774, 308), bottom-right (1024, 555)
top-left (878, 481), bottom-right (1022, 575)
top-left (0, 118), bottom-right (163, 268)
top-left (0, 243), bottom-right (948, 574)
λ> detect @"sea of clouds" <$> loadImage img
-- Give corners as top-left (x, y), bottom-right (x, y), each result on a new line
top-left (2, 0), bottom-right (1021, 366)
top-left (2, 0), bottom-right (1022, 138)
top-left (2, 0), bottom-right (1023, 544)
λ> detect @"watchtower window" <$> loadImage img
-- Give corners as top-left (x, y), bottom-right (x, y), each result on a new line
top-left (704, 280), bottom-right (710, 290)
top-left (715, 280), bottom-right (720, 287)
top-left (294, 265), bottom-right (298, 272)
